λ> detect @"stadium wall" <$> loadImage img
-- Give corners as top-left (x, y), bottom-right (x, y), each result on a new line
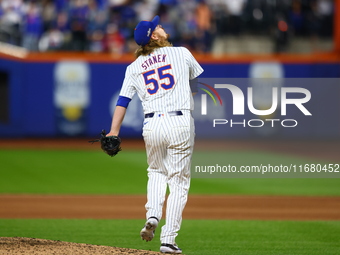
top-left (0, 53), bottom-right (339, 138)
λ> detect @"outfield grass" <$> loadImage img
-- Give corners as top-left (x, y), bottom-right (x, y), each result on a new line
top-left (0, 149), bottom-right (339, 195)
top-left (0, 219), bottom-right (339, 255)
top-left (0, 149), bottom-right (149, 194)
top-left (0, 148), bottom-right (339, 255)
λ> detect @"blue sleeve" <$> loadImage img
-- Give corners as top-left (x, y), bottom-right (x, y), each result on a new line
top-left (116, 96), bottom-right (132, 108)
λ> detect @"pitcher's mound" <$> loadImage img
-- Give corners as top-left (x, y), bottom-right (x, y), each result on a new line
top-left (0, 237), bottom-right (161, 255)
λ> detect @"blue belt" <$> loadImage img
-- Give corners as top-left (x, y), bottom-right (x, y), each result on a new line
top-left (145, 111), bottom-right (183, 118)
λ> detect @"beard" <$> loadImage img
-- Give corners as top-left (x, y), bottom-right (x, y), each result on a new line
top-left (153, 32), bottom-right (172, 47)
top-left (159, 33), bottom-right (170, 43)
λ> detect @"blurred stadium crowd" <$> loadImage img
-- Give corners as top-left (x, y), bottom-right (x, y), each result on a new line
top-left (0, 0), bottom-right (334, 54)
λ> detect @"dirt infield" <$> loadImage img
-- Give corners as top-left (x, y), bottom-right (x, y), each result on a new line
top-left (0, 237), bottom-right (162, 255)
top-left (1, 194), bottom-right (340, 220)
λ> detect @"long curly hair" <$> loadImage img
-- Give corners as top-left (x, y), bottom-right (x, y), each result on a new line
top-left (135, 37), bottom-right (172, 58)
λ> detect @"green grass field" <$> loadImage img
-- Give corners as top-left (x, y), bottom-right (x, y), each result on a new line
top-left (0, 149), bottom-right (339, 195)
top-left (0, 219), bottom-right (339, 255)
top-left (0, 148), bottom-right (339, 254)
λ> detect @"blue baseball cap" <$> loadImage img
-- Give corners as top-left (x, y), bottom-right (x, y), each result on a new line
top-left (134, 15), bottom-right (160, 46)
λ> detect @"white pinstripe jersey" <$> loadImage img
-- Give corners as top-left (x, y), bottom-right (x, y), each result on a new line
top-left (119, 47), bottom-right (203, 114)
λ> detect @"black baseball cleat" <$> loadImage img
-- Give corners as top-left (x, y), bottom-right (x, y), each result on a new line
top-left (140, 217), bottom-right (158, 242)
top-left (160, 243), bottom-right (182, 254)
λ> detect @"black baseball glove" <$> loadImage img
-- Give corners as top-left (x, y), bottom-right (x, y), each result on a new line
top-left (89, 130), bottom-right (122, 157)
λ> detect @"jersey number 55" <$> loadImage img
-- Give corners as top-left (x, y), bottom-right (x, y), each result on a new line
top-left (143, 64), bottom-right (175, 95)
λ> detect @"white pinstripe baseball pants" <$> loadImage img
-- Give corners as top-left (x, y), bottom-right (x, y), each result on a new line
top-left (142, 110), bottom-right (194, 245)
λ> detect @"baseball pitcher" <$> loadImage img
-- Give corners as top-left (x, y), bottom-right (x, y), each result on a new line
top-left (106, 15), bottom-right (203, 254)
